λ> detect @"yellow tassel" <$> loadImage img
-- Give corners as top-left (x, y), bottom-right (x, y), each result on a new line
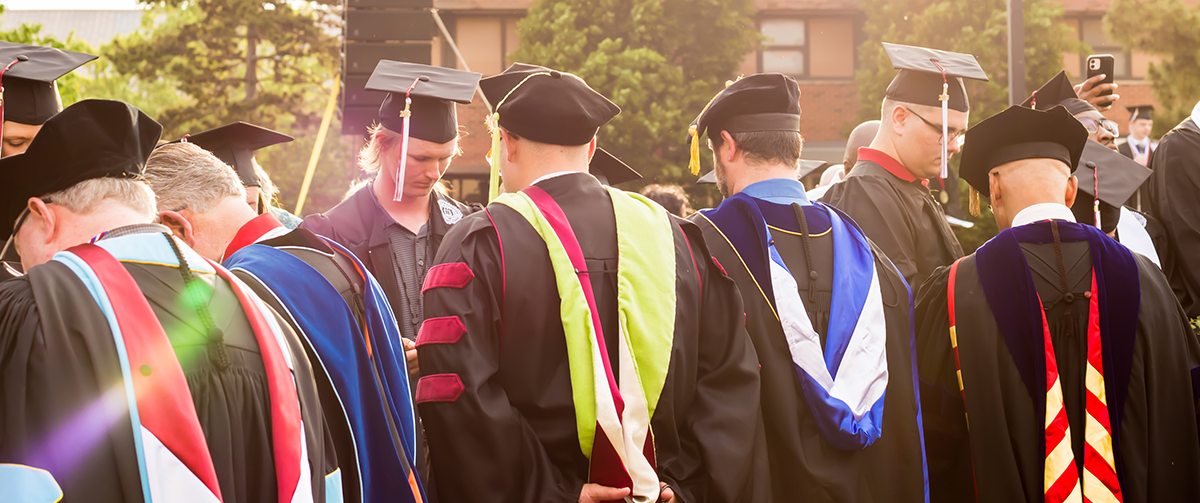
top-left (688, 124), bottom-right (700, 175)
top-left (488, 112), bottom-right (502, 202)
top-left (969, 186), bottom-right (981, 217)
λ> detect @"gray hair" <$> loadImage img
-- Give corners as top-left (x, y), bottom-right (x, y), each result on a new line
top-left (43, 177), bottom-right (157, 219)
top-left (143, 142), bottom-right (246, 213)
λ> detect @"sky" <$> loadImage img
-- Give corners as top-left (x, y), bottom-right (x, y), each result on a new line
top-left (2, 0), bottom-right (143, 9)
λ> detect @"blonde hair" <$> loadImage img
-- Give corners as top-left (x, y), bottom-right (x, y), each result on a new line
top-left (143, 142), bottom-right (246, 213)
top-left (357, 123), bottom-right (462, 174)
top-left (43, 177), bottom-right (156, 219)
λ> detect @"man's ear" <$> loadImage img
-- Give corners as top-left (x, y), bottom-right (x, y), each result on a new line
top-left (1064, 175), bottom-right (1078, 208)
top-left (158, 210), bottom-right (197, 248)
top-left (499, 128), bottom-right (519, 163)
top-left (988, 173), bottom-right (1002, 207)
top-left (890, 105), bottom-right (910, 136)
top-left (25, 197), bottom-right (56, 245)
top-left (587, 136), bottom-right (597, 161)
top-left (719, 130), bottom-right (738, 164)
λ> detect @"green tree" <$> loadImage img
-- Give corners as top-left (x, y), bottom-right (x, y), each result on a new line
top-left (0, 6), bottom-right (93, 106)
top-left (855, 0), bottom-right (1082, 251)
top-left (1108, 0), bottom-right (1200, 136)
top-left (512, 0), bottom-right (760, 186)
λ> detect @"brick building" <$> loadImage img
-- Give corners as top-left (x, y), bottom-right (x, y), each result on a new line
top-left (408, 0), bottom-right (1171, 202)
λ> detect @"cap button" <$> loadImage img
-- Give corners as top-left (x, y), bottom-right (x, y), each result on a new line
top-left (549, 71), bottom-right (562, 78)
top-left (1086, 162), bottom-right (1097, 169)
top-left (16, 55), bottom-right (28, 62)
top-left (419, 76), bottom-right (430, 82)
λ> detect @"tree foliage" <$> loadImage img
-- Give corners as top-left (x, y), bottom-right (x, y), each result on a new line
top-left (0, 6), bottom-right (92, 107)
top-left (512, 0), bottom-right (760, 187)
top-left (1108, 0), bottom-right (1200, 136)
top-left (855, 0), bottom-right (1082, 251)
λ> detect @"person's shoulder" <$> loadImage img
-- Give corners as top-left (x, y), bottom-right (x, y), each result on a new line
top-left (301, 184), bottom-right (375, 244)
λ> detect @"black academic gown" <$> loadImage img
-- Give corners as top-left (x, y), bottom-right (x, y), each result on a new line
top-left (915, 224), bottom-right (1200, 503)
top-left (692, 206), bottom-right (927, 503)
top-left (418, 173), bottom-right (769, 503)
top-left (1146, 117), bottom-right (1200, 320)
top-left (821, 160), bottom-right (964, 287)
top-left (0, 236), bottom-right (335, 502)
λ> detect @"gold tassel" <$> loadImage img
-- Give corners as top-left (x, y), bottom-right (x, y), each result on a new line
top-left (969, 186), bottom-right (981, 217)
top-left (488, 112), bottom-right (502, 202)
top-left (688, 124), bottom-right (700, 175)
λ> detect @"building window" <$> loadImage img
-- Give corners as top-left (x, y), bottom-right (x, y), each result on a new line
top-left (1079, 17), bottom-right (1130, 79)
top-left (447, 15), bottom-right (523, 76)
top-left (760, 18), bottom-right (807, 77)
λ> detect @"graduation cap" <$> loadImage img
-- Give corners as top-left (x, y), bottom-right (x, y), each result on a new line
top-left (180, 121), bottom-right (292, 187)
top-left (1021, 71), bottom-right (1095, 116)
top-left (1127, 105), bottom-right (1154, 122)
top-left (479, 63), bottom-right (620, 200)
top-left (0, 99), bottom-right (162, 241)
top-left (590, 147), bottom-right (641, 186)
top-left (882, 42), bottom-right (988, 178)
top-left (686, 73), bottom-right (802, 176)
top-left (696, 159), bottom-right (828, 184)
top-left (959, 105), bottom-right (1088, 216)
top-left (1070, 139), bottom-right (1152, 232)
top-left (0, 42), bottom-right (97, 127)
top-left (366, 61), bottom-right (482, 202)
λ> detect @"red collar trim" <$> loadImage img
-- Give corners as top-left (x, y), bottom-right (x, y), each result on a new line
top-left (224, 212), bottom-right (283, 260)
top-left (857, 147), bottom-right (928, 186)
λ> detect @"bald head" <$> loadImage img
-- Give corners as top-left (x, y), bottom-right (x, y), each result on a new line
top-left (844, 120), bottom-right (881, 166)
top-left (987, 157), bottom-right (1078, 230)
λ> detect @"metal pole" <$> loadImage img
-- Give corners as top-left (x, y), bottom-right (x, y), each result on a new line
top-left (1008, 0), bottom-right (1026, 105)
top-left (430, 8), bottom-right (492, 111)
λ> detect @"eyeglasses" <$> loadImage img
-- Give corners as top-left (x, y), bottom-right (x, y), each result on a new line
top-left (1078, 117), bottom-right (1120, 137)
top-left (905, 107), bottom-right (966, 147)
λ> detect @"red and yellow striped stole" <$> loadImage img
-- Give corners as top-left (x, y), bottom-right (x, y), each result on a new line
top-left (948, 263), bottom-right (1122, 503)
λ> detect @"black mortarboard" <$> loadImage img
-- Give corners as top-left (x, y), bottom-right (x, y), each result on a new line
top-left (479, 63), bottom-right (620, 146)
top-left (1127, 105), bottom-right (1154, 122)
top-left (181, 121), bottom-right (292, 187)
top-left (686, 73), bottom-right (802, 176)
top-left (959, 105), bottom-right (1088, 215)
top-left (882, 42), bottom-right (988, 113)
top-left (1021, 71), bottom-right (1096, 116)
top-left (0, 42), bottom-right (96, 126)
top-left (696, 159), bottom-right (828, 184)
top-left (0, 99), bottom-right (161, 240)
top-left (1070, 139), bottom-right (1152, 232)
top-left (590, 147), bottom-right (641, 186)
top-left (368, 60), bottom-right (481, 144)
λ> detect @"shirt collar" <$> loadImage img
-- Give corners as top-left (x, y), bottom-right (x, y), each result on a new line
top-left (93, 223), bottom-right (172, 242)
top-left (1192, 99), bottom-right (1200, 125)
top-left (1011, 202), bottom-right (1077, 228)
top-left (530, 170), bottom-right (587, 187)
top-left (740, 177), bottom-right (810, 205)
top-left (857, 147), bottom-right (928, 186)
top-left (223, 212), bottom-right (284, 260)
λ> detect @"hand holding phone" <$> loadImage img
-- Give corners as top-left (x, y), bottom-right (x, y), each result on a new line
top-left (1076, 54), bottom-right (1119, 111)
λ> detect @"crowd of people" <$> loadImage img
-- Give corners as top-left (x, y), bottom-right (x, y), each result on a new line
top-left (1, 36), bottom-right (1199, 503)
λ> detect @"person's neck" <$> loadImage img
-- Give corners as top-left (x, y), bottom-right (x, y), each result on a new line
top-left (373, 176), bottom-right (430, 233)
top-left (729, 163), bottom-right (799, 196)
top-left (57, 207), bottom-right (151, 250)
top-left (512, 160), bottom-right (588, 192)
top-left (867, 133), bottom-right (916, 177)
top-left (1130, 133), bottom-right (1148, 143)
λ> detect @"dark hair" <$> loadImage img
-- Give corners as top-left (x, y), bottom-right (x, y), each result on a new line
top-left (640, 184), bottom-right (692, 217)
top-left (709, 130), bottom-right (803, 167)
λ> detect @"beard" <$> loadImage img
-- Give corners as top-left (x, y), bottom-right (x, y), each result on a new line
top-left (715, 156), bottom-right (731, 198)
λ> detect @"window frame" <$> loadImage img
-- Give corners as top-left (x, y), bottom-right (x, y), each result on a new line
top-left (757, 17), bottom-right (809, 78)
top-left (1076, 15), bottom-right (1132, 79)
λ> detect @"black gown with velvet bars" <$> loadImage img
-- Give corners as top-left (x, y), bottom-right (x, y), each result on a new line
top-left (692, 196), bottom-right (927, 503)
top-left (0, 237), bottom-right (336, 503)
top-left (915, 221), bottom-right (1200, 503)
top-left (416, 173), bottom-right (769, 503)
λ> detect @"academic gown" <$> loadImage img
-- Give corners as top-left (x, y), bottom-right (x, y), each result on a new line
top-left (417, 173), bottom-right (769, 503)
top-left (0, 231), bottom-right (336, 503)
top-left (1118, 140), bottom-right (1156, 212)
top-left (1146, 117), bottom-right (1200, 320)
top-left (227, 224), bottom-right (427, 503)
top-left (914, 222), bottom-right (1200, 503)
top-left (820, 155), bottom-right (964, 287)
top-left (691, 193), bottom-right (928, 503)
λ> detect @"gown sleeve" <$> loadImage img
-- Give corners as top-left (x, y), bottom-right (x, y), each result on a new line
top-left (1146, 127), bottom-right (1200, 319)
top-left (417, 215), bottom-right (584, 503)
top-left (662, 224), bottom-right (766, 503)
top-left (821, 176), bottom-right (920, 284)
top-left (912, 266), bottom-right (974, 501)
